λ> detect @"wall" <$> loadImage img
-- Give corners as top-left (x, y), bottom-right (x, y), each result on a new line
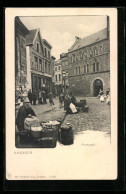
top-left (68, 38), bottom-right (110, 96)
top-left (69, 72), bottom-right (110, 96)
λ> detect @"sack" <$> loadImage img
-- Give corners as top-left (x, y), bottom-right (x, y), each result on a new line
top-left (69, 103), bottom-right (77, 113)
top-left (24, 116), bottom-right (40, 130)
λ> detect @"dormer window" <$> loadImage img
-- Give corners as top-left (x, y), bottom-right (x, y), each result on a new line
top-left (37, 42), bottom-right (39, 52)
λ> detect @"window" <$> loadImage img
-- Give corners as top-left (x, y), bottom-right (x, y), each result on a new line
top-left (37, 43), bottom-right (39, 52)
top-left (99, 45), bottom-right (103, 54)
top-left (55, 67), bottom-right (57, 71)
top-left (84, 49), bottom-right (88, 58)
top-left (76, 54), bottom-right (79, 61)
top-left (59, 74), bottom-right (61, 81)
top-left (93, 63), bottom-right (95, 72)
top-left (55, 75), bottom-right (57, 81)
top-left (48, 64), bottom-right (50, 74)
top-left (96, 61), bottom-right (99, 71)
top-left (84, 65), bottom-right (86, 73)
top-left (94, 47), bottom-right (98, 56)
top-left (45, 48), bottom-right (47, 57)
top-left (45, 62), bottom-right (47, 73)
top-left (34, 56), bottom-right (38, 70)
top-left (89, 48), bottom-right (93, 57)
top-left (76, 66), bottom-right (77, 74)
top-left (58, 66), bottom-right (60, 70)
top-left (39, 59), bottom-right (42, 71)
top-left (87, 64), bottom-right (89, 73)
top-left (79, 66), bottom-right (80, 74)
top-left (72, 54), bottom-right (75, 63)
top-left (80, 52), bottom-right (83, 59)
top-left (48, 51), bottom-right (50, 59)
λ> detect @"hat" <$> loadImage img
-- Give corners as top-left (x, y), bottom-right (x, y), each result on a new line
top-left (24, 96), bottom-right (30, 103)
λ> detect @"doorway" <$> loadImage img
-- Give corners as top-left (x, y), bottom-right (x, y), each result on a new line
top-left (93, 79), bottom-right (103, 96)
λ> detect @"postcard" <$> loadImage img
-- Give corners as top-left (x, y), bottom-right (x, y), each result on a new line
top-left (5, 8), bottom-right (117, 180)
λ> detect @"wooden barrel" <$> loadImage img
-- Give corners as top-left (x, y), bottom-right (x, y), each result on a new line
top-left (60, 124), bottom-right (74, 145)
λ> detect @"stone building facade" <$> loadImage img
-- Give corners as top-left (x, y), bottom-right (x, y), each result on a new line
top-left (60, 53), bottom-right (69, 93)
top-left (54, 59), bottom-right (62, 95)
top-left (68, 17), bottom-right (110, 96)
top-left (15, 16), bottom-right (29, 91)
top-left (26, 29), bottom-right (52, 94)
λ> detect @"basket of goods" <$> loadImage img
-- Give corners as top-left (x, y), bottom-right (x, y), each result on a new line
top-left (59, 124), bottom-right (74, 145)
top-left (30, 125), bottom-right (42, 138)
top-left (49, 120), bottom-right (60, 140)
top-left (24, 116), bottom-right (40, 131)
top-left (38, 137), bottom-right (57, 148)
top-left (41, 122), bottom-right (54, 138)
top-left (24, 116), bottom-right (42, 138)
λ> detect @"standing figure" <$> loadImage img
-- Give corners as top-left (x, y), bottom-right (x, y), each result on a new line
top-left (48, 91), bottom-right (54, 106)
top-left (64, 93), bottom-right (72, 113)
top-left (59, 92), bottom-right (64, 108)
top-left (32, 90), bottom-right (37, 105)
top-left (28, 89), bottom-right (32, 104)
top-left (38, 89), bottom-right (42, 104)
top-left (43, 90), bottom-right (47, 104)
top-left (99, 89), bottom-right (104, 103)
top-left (106, 90), bottom-right (111, 105)
top-left (16, 96), bottom-right (36, 131)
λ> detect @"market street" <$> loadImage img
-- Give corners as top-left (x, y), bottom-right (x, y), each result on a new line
top-left (16, 96), bottom-right (111, 147)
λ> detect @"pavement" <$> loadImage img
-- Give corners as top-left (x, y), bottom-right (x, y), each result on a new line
top-left (31, 97), bottom-right (66, 123)
top-left (16, 96), bottom-right (111, 148)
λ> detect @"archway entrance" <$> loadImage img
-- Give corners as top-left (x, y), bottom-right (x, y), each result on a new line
top-left (93, 79), bottom-right (103, 96)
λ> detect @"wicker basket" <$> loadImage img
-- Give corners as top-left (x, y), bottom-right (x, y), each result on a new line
top-left (30, 126), bottom-right (42, 138)
top-left (38, 137), bottom-right (57, 148)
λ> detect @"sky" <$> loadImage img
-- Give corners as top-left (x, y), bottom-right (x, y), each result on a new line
top-left (20, 16), bottom-right (107, 60)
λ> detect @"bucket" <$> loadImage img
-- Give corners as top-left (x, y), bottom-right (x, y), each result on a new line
top-left (60, 124), bottom-right (74, 145)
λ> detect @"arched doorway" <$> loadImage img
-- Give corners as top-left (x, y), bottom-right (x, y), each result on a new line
top-left (93, 79), bottom-right (103, 96)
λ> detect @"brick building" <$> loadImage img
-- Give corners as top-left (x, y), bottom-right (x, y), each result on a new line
top-left (60, 53), bottom-right (69, 93)
top-left (54, 59), bottom-right (62, 95)
top-left (68, 17), bottom-right (110, 96)
top-left (15, 16), bottom-right (29, 92)
top-left (26, 29), bottom-right (52, 94)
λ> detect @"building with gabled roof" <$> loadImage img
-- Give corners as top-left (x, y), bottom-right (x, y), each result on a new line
top-left (26, 28), bottom-right (52, 95)
top-left (68, 16), bottom-right (110, 97)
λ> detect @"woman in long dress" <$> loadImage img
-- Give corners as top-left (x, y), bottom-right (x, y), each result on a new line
top-left (99, 89), bottom-right (104, 103)
top-left (106, 91), bottom-right (111, 105)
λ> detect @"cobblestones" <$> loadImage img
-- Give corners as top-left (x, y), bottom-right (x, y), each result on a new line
top-left (63, 97), bottom-right (111, 134)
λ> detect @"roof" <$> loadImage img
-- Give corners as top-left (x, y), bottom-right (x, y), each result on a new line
top-left (26, 29), bottom-right (38, 45)
top-left (15, 17), bottom-right (29, 35)
top-left (68, 28), bottom-right (107, 52)
top-left (42, 39), bottom-right (52, 49)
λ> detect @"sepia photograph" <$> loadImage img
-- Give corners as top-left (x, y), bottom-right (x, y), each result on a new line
top-left (6, 8), bottom-right (117, 180)
top-left (15, 15), bottom-right (110, 148)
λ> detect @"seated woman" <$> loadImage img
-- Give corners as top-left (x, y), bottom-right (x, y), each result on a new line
top-left (70, 92), bottom-right (84, 107)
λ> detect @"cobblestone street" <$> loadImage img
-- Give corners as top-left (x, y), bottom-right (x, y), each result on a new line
top-left (62, 97), bottom-right (111, 135)
top-left (32, 96), bottom-right (111, 134)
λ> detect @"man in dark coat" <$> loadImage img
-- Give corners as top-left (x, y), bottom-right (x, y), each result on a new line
top-left (16, 96), bottom-right (36, 131)
top-left (32, 90), bottom-right (37, 105)
top-left (28, 89), bottom-right (32, 104)
top-left (48, 91), bottom-right (54, 106)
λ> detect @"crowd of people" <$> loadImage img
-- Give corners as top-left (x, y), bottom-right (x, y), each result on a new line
top-left (28, 89), bottom-right (47, 105)
top-left (98, 88), bottom-right (111, 105)
top-left (16, 87), bottom-right (110, 132)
